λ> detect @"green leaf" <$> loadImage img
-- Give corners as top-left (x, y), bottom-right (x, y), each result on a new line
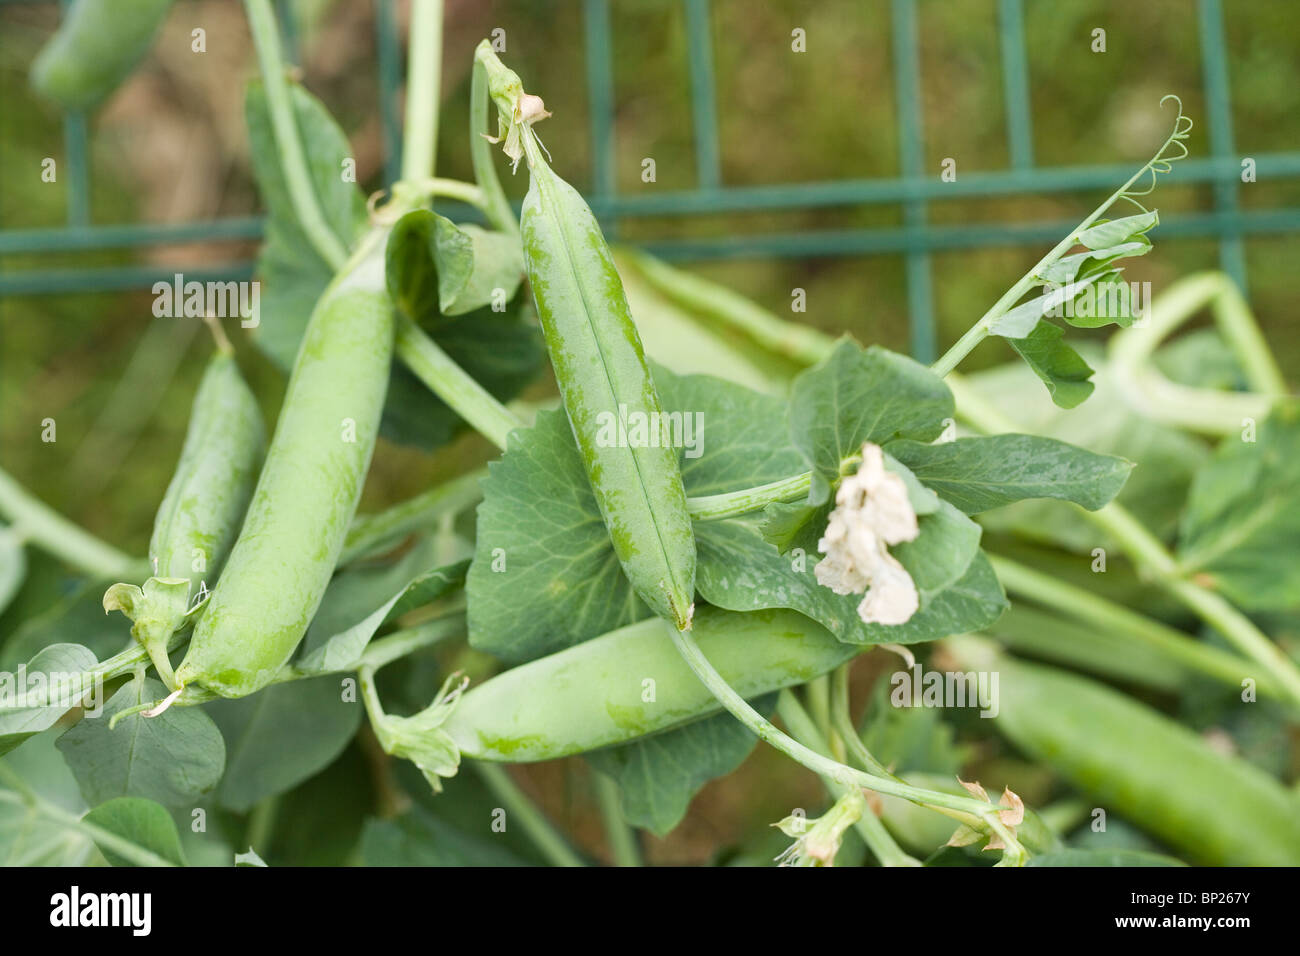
top-left (244, 78), bottom-right (367, 368)
top-left (207, 674), bottom-right (361, 813)
top-left (260, 741), bottom-right (374, 866)
top-left (885, 434), bottom-right (1132, 514)
top-left (1037, 238), bottom-right (1151, 285)
top-left (0, 643), bottom-right (98, 756)
top-left (0, 527), bottom-right (26, 617)
top-left (386, 209), bottom-right (524, 321)
top-left (1, 578), bottom-right (133, 671)
top-left (988, 272), bottom-right (1107, 339)
top-left (1176, 402), bottom-right (1300, 610)
top-left (890, 501), bottom-right (982, 596)
top-left (0, 730), bottom-right (93, 866)
top-left (789, 340), bottom-right (954, 503)
top-left (298, 530), bottom-right (468, 674)
top-left (696, 516), bottom-right (1005, 645)
top-left (467, 367), bottom-right (805, 661)
top-left (1006, 320), bottom-right (1095, 408)
top-left (1075, 211), bottom-right (1159, 250)
top-left (1027, 848), bottom-right (1185, 867)
top-left (362, 805), bottom-right (531, 866)
top-left (588, 694), bottom-right (776, 837)
top-left (57, 677), bottom-right (225, 807)
top-left (83, 797), bottom-right (186, 867)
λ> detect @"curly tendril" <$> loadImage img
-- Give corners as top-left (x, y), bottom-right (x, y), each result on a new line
top-left (1119, 94), bottom-right (1194, 213)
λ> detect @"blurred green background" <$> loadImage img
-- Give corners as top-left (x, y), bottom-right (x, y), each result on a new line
top-left (1, 0), bottom-right (1297, 566)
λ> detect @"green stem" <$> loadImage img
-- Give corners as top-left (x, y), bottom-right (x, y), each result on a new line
top-left (409, 177), bottom-right (490, 210)
top-left (988, 554), bottom-right (1291, 705)
top-left (401, 0), bottom-right (442, 182)
top-left (243, 0), bottom-right (348, 270)
top-left (0, 468), bottom-right (142, 580)
top-left (776, 691), bottom-right (922, 867)
top-left (394, 313), bottom-right (522, 450)
top-left (592, 773), bottom-right (641, 867)
top-left (342, 470), bottom-right (486, 564)
top-left (666, 624), bottom-right (1016, 828)
top-left (829, 664), bottom-right (894, 779)
top-left (0, 764), bottom-right (175, 867)
top-left (470, 56), bottom-right (519, 235)
top-left (685, 471), bottom-right (811, 521)
top-left (358, 616), bottom-right (464, 673)
top-left (244, 795), bottom-right (280, 855)
top-left (931, 103), bottom-right (1191, 379)
top-left (472, 763), bottom-right (585, 867)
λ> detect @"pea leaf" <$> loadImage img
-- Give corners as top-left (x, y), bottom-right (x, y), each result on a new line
top-left (57, 677), bottom-right (226, 808)
top-left (206, 674), bottom-right (361, 813)
top-left (1, 578), bottom-right (132, 671)
top-left (987, 272), bottom-right (1108, 338)
top-left (1006, 320), bottom-right (1095, 409)
top-left (0, 730), bottom-right (93, 866)
top-left (361, 804), bottom-right (531, 866)
top-left (885, 434), bottom-right (1132, 515)
top-left (245, 78), bottom-right (367, 369)
top-left (387, 209), bottom-right (524, 321)
top-left (1075, 211), bottom-right (1159, 250)
top-left (1037, 238), bottom-right (1151, 285)
top-left (83, 797), bottom-right (186, 867)
top-left (695, 517), bottom-right (1006, 645)
top-left (1176, 402), bottom-right (1300, 610)
top-left (587, 694), bottom-right (776, 837)
top-left (0, 643), bottom-right (97, 756)
top-left (789, 340), bottom-right (954, 503)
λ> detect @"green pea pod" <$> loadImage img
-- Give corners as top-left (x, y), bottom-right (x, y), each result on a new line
top-left (30, 0), bottom-right (174, 111)
top-left (103, 350), bottom-right (264, 688)
top-left (175, 233), bottom-right (395, 698)
top-left (516, 113), bottom-right (696, 630)
top-left (952, 638), bottom-right (1300, 866)
top-left (445, 606), bottom-right (857, 764)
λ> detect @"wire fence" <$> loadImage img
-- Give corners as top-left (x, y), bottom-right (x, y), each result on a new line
top-left (2, 0), bottom-right (1297, 363)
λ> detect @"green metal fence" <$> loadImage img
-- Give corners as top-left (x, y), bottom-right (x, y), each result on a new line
top-left (2, 0), bottom-right (1298, 364)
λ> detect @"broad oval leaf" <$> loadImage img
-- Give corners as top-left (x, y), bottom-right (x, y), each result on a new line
top-left (84, 796), bottom-right (186, 867)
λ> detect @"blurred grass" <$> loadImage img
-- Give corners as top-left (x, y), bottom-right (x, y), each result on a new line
top-left (1, 0), bottom-right (1297, 559)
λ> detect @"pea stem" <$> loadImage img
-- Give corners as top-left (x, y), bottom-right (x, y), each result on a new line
top-left (685, 471), bottom-right (811, 521)
top-left (0, 763), bottom-right (175, 867)
top-left (0, 468), bottom-right (142, 580)
top-left (988, 554), bottom-right (1293, 706)
top-left (394, 313), bottom-right (522, 451)
top-left (592, 772), bottom-right (642, 867)
top-left (930, 100), bottom-right (1192, 380)
top-left (401, 0), bottom-right (442, 183)
top-left (470, 56), bottom-right (520, 235)
top-left (776, 690), bottom-right (922, 867)
top-left (407, 177), bottom-right (490, 210)
top-left (342, 469), bottom-right (486, 565)
top-left (472, 764), bottom-right (585, 867)
top-left (243, 0), bottom-right (348, 271)
top-left (666, 624), bottom-right (1021, 849)
top-left (829, 664), bottom-right (894, 779)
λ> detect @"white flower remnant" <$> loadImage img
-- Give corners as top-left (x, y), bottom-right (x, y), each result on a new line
top-left (814, 442), bottom-right (921, 626)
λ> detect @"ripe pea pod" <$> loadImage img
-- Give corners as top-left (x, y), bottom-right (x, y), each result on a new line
top-left (103, 350), bottom-right (264, 688)
top-left (30, 0), bottom-right (174, 111)
top-left (950, 637), bottom-right (1300, 866)
top-left (174, 232), bottom-right (395, 698)
top-left (445, 606), bottom-right (858, 763)
top-left (485, 47), bottom-right (696, 630)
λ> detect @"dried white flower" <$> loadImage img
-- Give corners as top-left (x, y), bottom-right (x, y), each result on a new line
top-left (814, 442), bottom-right (921, 626)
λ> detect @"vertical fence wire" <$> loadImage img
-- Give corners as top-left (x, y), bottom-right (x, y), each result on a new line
top-left (684, 0), bottom-right (721, 191)
top-left (584, 0), bottom-right (617, 236)
top-left (998, 0), bottom-right (1033, 170)
top-left (375, 0), bottom-right (404, 187)
top-left (1197, 0), bottom-right (1247, 293)
top-left (890, 0), bottom-right (935, 363)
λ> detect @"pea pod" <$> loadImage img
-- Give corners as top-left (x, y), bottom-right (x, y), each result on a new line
top-left (950, 638), bottom-right (1300, 866)
top-left (445, 606), bottom-right (858, 763)
top-left (30, 0), bottom-right (174, 111)
top-left (103, 350), bottom-right (264, 688)
top-left (483, 46), bottom-right (696, 630)
top-left (175, 234), bottom-right (394, 698)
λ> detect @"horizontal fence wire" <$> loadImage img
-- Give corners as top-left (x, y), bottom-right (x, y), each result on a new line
top-left (1, 0), bottom-right (1298, 362)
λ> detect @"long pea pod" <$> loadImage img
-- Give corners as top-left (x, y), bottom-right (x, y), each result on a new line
top-left (480, 44), bottom-right (696, 630)
top-left (175, 230), bottom-right (395, 698)
top-left (30, 0), bottom-right (175, 110)
top-left (103, 350), bottom-right (264, 688)
top-left (445, 606), bottom-right (858, 763)
top-left (949, 638), bottom-right (1300, 866)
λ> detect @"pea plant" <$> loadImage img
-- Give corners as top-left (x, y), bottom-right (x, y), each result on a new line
top-left (2, 1), bottom-right (1298, 869)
